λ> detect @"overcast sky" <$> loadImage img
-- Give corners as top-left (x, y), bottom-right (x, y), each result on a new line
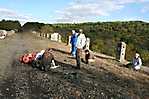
top-left (0, 0), bottom-right (149, 25)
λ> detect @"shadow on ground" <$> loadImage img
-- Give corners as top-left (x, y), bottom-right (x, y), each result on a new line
top-left (0, 58), bottom-right (148, 99)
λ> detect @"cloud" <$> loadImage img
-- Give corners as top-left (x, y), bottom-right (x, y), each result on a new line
top-left (55, 0), bottom-right (149, 23)
top-left (141, 4), bottom-right (149, 13)
top-left (116, 0), bottom-right (148, 4)
top-left (0, 8), bottom-right (16, 15)
top-left (0, 8), bottom-right (40, 25)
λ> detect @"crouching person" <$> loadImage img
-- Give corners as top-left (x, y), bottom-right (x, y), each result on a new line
top-left (85, 50), bottom-right (95, 64)
top-left (32, 49), bottom-right (56, 71)
top-left (41, 48), bottom-right (56, 71)
top-left (32, 50), bottom-right (45, 68)
top-left (132, 53), bottom-right (142, 71)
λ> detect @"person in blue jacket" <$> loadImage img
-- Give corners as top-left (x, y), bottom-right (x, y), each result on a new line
top-left (70, 30), bottom-right (78, 57)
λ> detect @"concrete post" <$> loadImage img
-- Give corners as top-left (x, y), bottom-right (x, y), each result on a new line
top-left (47, 34), bottom-right (50, 38)
top-left (43, 34), bottom-right (46, 38)
top-left (58, 35), bottom-right (62, 42)
top-left (68, 36), bottom-right (71, 46)
top-left (51, 33), bottom-right (59, 42)
top-left (86, 38), bottom-right (90, 50)
top-left (37, 33), bottom-right (40, 37)
top-left (120, 42), bottom-right (126, 63)
top-left (116, 42), bottom-right (126, 63)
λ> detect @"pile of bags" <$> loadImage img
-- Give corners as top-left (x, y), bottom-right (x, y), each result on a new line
top-left (19, 52), bottom-right (37, 64)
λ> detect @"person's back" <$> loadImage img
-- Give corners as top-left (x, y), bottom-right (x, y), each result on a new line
top-left (70, 30), bottom-right (78, 57)
top-left (70, 33), bottom-right (78, 45)
top-left (76, 33), bottom-right (86, 49)
top-left (35, 50), bottom-right (45, 60)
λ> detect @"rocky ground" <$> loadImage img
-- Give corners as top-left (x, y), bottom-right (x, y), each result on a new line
top-left (0, 33), bottom-right (149, 99)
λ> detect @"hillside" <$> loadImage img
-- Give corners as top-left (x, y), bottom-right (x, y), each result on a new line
top-left (0, 20), bottom-right (149, 65)
top-left (0, 33), bottom-right (148, 99)
top-left (22, 21), bottom-right (149, 66)
top-left (52, 21), bottom-right (149, 66)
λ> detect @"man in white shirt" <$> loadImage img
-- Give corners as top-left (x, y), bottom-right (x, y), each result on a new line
top-left (132, 53), bottom-right (142, 70)
top-left (76, 29), bottom-right (86, 69)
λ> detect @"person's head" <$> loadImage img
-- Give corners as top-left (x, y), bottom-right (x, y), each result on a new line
top-left (135, 53), bottom-right (140, 58)
top-left (40, 50), bottom-right (45, 54)
top-left (85, 49), bottom-right (90, 54)
top-left (72, 30), bottom-right (75, 34)
top-left (79, 29), bottom-right (83, 34)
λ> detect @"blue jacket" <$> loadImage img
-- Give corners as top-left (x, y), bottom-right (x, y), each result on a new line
top-left (70, 33), bottom-right (78, 45)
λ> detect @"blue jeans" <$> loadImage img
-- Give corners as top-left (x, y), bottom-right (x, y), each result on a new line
top-left (71, 44), bottom-right (77, 56)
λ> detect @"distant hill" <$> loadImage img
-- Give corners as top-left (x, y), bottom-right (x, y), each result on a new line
top-left (52, 21), bottom-right (149, 66)
top-left (1, 20), bottom-right (149, 66)
top-left (0, 20), bottom-right (21, 31)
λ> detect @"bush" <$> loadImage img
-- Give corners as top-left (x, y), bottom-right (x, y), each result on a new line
top-left (139, 49), bottom-right (149, 66)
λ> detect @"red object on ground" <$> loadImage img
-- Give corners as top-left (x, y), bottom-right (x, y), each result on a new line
top-left (19, 52), bottom-right (37, 64)
top-left (23, 55), bottom-right (30, 63)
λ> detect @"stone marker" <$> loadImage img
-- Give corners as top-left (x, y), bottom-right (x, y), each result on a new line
top-left (0, 30), bottom-right (7, 39)
top-left (43, 34), bottom-right (46, 38)
top-left (51, 33), bottom-right (62, 42)
top-left (68, 36), bottom-right (71, 46)
top-left (58, 34), bottom-right (62, 42)
top-left (116, 42), bottom-right (126, 63)
top-left (85, 38), bottom-right (90, 50)
top-left (32, 31), bottom-right (37, 34)
top-left (37, 33), bottom-right (41, 37)
top-left (47, 34), bottom-right (50, 38)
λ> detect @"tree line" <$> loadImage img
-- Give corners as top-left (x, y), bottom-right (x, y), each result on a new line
top-left (0, 20), bottom-right (149, 66)
top-left (0, 19), bottom-right (21, 31)
top-left (52, 21), bottom-right (149, 66)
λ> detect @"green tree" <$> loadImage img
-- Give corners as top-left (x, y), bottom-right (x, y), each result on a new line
top-left (0, 20), bottom-right (21, 31)
top-left (40, 25), bottom-right (54, 37)
top-left (40, 25), bottom-right (54, 34)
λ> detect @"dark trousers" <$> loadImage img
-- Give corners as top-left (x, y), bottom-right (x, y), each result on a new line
top-left (85, 53), bottom-right (90, 64)
top-left (76, 48), bottom-right (81, 69)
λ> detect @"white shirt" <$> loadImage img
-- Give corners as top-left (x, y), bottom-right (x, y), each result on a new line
top-left (35, 50), bottom-right (45, 60)
top-left (76, 33), bottom-right (86, 49)
top-left (133, 57), bottom-right (142, 68)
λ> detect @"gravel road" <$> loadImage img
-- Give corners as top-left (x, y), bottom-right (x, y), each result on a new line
top-left (0, 33), bottom-right (149, 99)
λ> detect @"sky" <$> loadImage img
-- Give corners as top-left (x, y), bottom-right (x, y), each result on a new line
top-left (0, 0), bottom-right (149, 25)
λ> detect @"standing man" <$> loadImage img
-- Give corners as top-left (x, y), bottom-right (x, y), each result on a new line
top-left (76, 29), bottom-right (86, 69)
top-left (70, 30), bottom-right (78, 57)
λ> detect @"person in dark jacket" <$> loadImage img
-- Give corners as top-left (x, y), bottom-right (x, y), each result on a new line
top-left (70, 30), bottom-right (78, 57)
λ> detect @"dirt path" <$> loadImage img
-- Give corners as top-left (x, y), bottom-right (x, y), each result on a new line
top-left (0, 33), bottom-right (67, 77)
top-left (0, 33), bottom-right (149, 99)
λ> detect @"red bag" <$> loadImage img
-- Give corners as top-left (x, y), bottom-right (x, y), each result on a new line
top-left (23, 54), bottom-right (30, 63)
top-left (19, 52), bottom-right (37, 64)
